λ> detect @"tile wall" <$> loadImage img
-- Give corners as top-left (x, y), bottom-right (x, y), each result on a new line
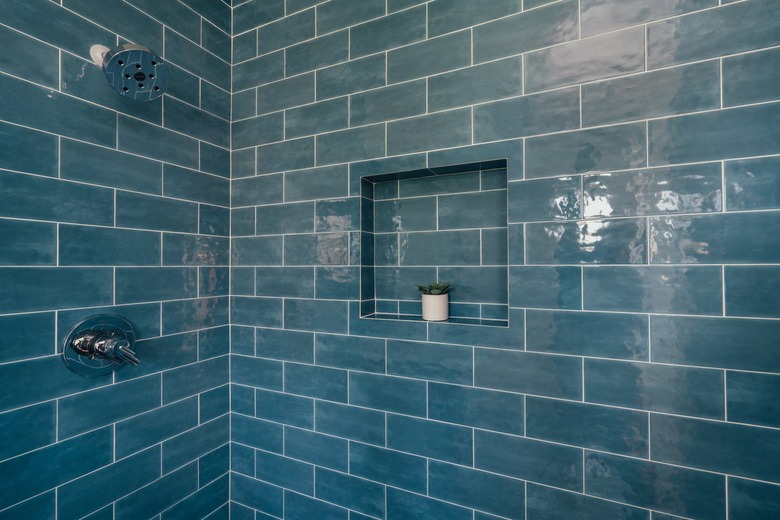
top-left (0, 0), bottom-right (232, 518)
top-left (230, 0), bottom-right (780, 519)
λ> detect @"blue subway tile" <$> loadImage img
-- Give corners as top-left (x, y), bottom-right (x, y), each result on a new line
top-left (315, 267), bottom-right (360, 299)
top-left (0, 219), bottom-right (55, 266)
top-left (257, 74), bottom-right (314, 115)
top-left (284, 363), bottom-right (348, 402)
top-left (256, 452), bottom-right (313, 494)
top-left (165, 29), bottom-right (229, 89)
top-left (439, 190), bottom-right (507, 229)
top-left (429, 58), bottom-right (522, 112)
top-left (231, 297), bottom-right (283, 327)
top-left (233, 50), bottom-right (284, 92)
top-left (0, 121), bottom-right (57, 177)
top-left (724, 46), bottom-right (780, 107)
top-left (285, 426), bottom-right (348, 471)
top-left (527, 484), bottom-right (649, 520)
top-left (231, 355), bottom-right (283, 390)
top-left (232, 113), bottom-right (284, 150)
top-left (400, 230), bottom-right (482, 266)
top-left (163, 97), bottom-right (229, 148)
top-left (527, 218), bottom-right (647, 265)
top-left (387, 414), bottom-right (473, 465)
top-left (439, 266), bottom-right (508, 304)
top-left (510, 266), bottom-right (582, 309)
top-left (0, 492), bottom-right (55, 520)
top-left (315, 401), bottom-right (385, 445)
top-left (163, 165), bottom-right (229, 206)
top-left (649, 103), bottom-right (780, 166)
top-left (527, 397), bottom-right (648, 457)
top-left (118, 115), bottom-right (197, 168)
top-left (582, 0), bottom-right (714, 37)
top-left (231, 442), bottom-right (255, 476)
top-left (349, 372), bottom-right (426, 416)
top-left (351, 80), bottom-right (426, 127)
top-left (257, 137), bottom-right (315, 175)
top-left (428, 0), bottom-right (521, 37)
top-left (387, 30), bottom-right (471, 83)
top-left (163, 234), bottom-right (228, 266)
top-left (162, 415), bottom-right (229, 473)
top-left (509, 176), bottom-right (581, 222)
top-left (476, 430), bottom-right (583, 491)
top-left (232, 414), bottom-right (283, 453)
top-left (727, 371), bottom-right (780, 428)
top-left (231, 473), bottom-right (283, 518)
top-left (233, 174), bottom-right (284, 207)
top-left (527, 310), bottom-right (648, 360)
top-left (284, 299), bottom-right (348, 333)
top-left (316, 54), bottom-right (386, 100)
top-left (256, 328), bottom-right (313, 362)
top-left (726, 266), bottom-right (780, 318)
top-left (0, 402), bottom-right (55, 461)
top-left (317, 0), bottom-right (384, 33)
top-left (387, 488), bottom-right (472, 520)
top-left (0, 428), bottom-right (111, 510)
top-left (256, 267), bottom-right (314, 298)
top-left (317, 125), bottom-right (385, 165)
top-left (116, 191), bottom-right (198, 233)
top-left (258, 9), bottom-right (314, 54)
top-left (255, 389), bottom-right (313, 428)
top-left (387, 339), bottom-right (473, 384)
top-left (0, 267), bottom-right (112, 314)
top-left (354, 442), bottom-right (427, 494)
top-left (285, 492), bottom-right (348, 520)
top-left (584, 266), bottom-right (722, 315)
top-left (315, 468), bottom-right (385, 518)
top-left (351, 5), bottom-right (426, 58)
top-left (163, 474), bottom-right (229, 520)
top-left (115, 398), bottom-right (198, 459)
top-left (116, 333), bottom-right (197, 382)
top-left (315, 333), bottom-right (385, 372)
top-left (586, 359), bottom-right (724, 418)
top-left (729, 478), bottom-right (780, 520)
top-left (58, 447), bottom-right (160, 520)
top-left (200, 205), bottom-right (230, 237)
top-left (286, 97), bottom-right (349, 139)
top-left (286, 30), bottom-right (348, 76)
top-left (474, 0), bottom-right (578, 63)
top-left (199, 442), bottom-right (229, 484)
top-left (163, 357), bottom-right (228, 404)
top-left (162, 296), bottom-right (229, 334)
top-left (476, 348), bottom-right (582, 399)
top-left (285, 164), bottom-right (349, 202)
top-left (647, 0), bottom-right (780, 68)
top-left (584, 164), bottom-right (723, 218)
top-left (387, 109), bottom-right (472, 156)
top-left (429, 461), bottom-right (525, 520)
top-left (284, 233), bottom-right (349, 266)
top-left (115, 267), bottom-right (196, 304)
top-left (231, 236), bottom-right (283, 265)
top-left (429, 382), bottom-right (523, 434)
top-left (199, 267), bottom-right (230, 297)
top-left (526, 122), bottom-right (647, 179)
top-left (726, 156), bottom-right (780, 211)
top-left (652, 414), bottom-right (780, 482)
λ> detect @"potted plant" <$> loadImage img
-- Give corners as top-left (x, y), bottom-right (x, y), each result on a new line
top-left (417, 282), bottom-right (453, 321)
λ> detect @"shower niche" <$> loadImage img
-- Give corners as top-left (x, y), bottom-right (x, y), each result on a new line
top-left (359, 159), bottom-right (509, 327)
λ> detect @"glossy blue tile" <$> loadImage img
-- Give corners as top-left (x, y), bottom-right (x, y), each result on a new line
top-left (727, 371), bottom-right (780, 428)
top-left (115, 267), bottom-right (195, 304)
top-left (726, 266), bottom-right (780, 317)
top-left (284, 233), bottom-right (349, 266)
top-left (230, 149), bottom-right (255, 179)
top-left (255, 267), bottom-right (314, 298)
top-left (164, 29), bottom-right (229, 90)
top-left (118, 115), bottom-right (198, 168)
top-left (232, 113), bottom-right (284, 150)
top-left (729, 478), bottom-right (780, 520)
top-left (315, 267), bottom-right (359, 299)
top-left (58, 447), bottom-right (160, 520)
top-left (231, 297), bottom-right (283, 327)
top-left (526, 122), bottom-right (647, 179)
top-left (231, 442), bottom-right (255, 476)
top-left (315, 401), bottom-right (385, 445)
top-left (527, 310), bottom-right (648, 360)
top-left (115, 398), bottom-right (198, 459)
top-left (200, 205), bottom-right (230, 236)
top-left (0, 171), bottom-right (114, 226)
top-left (527, 218), bottom-right (647, 265)
top-left (285, 165), bottom-right (348, 202)
top-left (399, 230), bottom-right (481, 266)
top-left (316, 198), bottom-right (360, 233)
top-left (388, 414), bottom-right (473, 465)
top-left (436, 267), bottom-right (506, 304)
top-left (387, 109), bottom-right (472, 156)
top-left (508, 176), bottom-right (581, 223)
top-left (162, 234), bottom-right (228, 266)
top-left (476, 430), bottom-right (582, 491)
top-left (316, 54), bottom-right (386, 100)
top-left (430, 57), bottom-right (522, 112)
top-left (349, 372), bottom-right (426, 416)
top-left (526, 27), bottom-right (644, 92)
top-left (116, 332), bottom-right (197, 383)
top-left (199, 441), bottom-right (229, 484)
top-left (509, 266), bottom-right (582, 309)
top-left (163, 475), bottom-right (229, 520)
top-left (387, 488), bottom-right (472, 520)
top-left (428, 0), bottom-right (521, 37)
top-left (163, 97), bottom-right (228, 148)
top-left (314, 333), bottom-right (385, 372)
top-left (199, 266), bottom-right (230, 297)
top-left (284, 363), bottom-right (347, 402)
top-left (474, 0), bottom-right (578, 62)
top-left (258, 9), bottom-right (314, 54)
top-left (651, 414), bottom-right (780, 482)
top-left (315, 468), bottom-right (385, 518)
top-left (351, 5), bottom-right (426, 58)
top-left (231, 236), bottom-right (283, 266)
top-left (350, 80), bottom-right (426, 127)
top-left (649, 103), bottom-right (780, 166)
top-left (587, 359), bottom-right (723, 418)
top-left (231, 355), bottom-right (282, 390)
top-left (0, 402), bottom-right (55, 461)
top-left (116, 191), bottom-right (198, 233)
top-left (429, 382), bottom-right (522, 434)
top-left (647, 0), bottom-right (780, 68)
top-left (257, 74), bottom-right (313, 115)
top-left (257, 137), bottom-right (315, 175)
top-left (428, 461), bottom-right (525, 520)
top-left (283, 299), bottom-right (348, 333)
top-left (231, 414), bottom-right (283, 453)
top-left (59, 374), bottom-right (161, 439)
top-left (0, 267), bottom-right (112, 314)
top-left (584, 266), bottom-right (722, 315)
top-left (374, 197), bottom-right (436, 233)
top-left (724, 46), bottom-right (780, 107)
top-left (284, 426), bottom-right (347, 471)
top-left (285, 492), bottom-right (348, 520)
top-left (233, 51), bottom-right (284, 92)
top-left (387, 339), bottom-right (472, 384)
top-left (232, 89), bottom-right (256, 121)
top-left (476, 348), bottom-right (582, 399)
top-left (0, 121), bottom-right (57, 177)
top-left (286, 97), bottom-right (349, 139)
top-left (161, 415), bottom-right (229, 472)
top-left (255, 388), bottom-right (313, 428)
top-left (162, 296), bottom-right (228, 334)
top-left (726, 157), bottom-right (780, 211)
top-left (582, 0), bottom-right (715, 37)
top-left (584, 164), bottom-right (723, 218)
top-left (163, 357), bottom-right (228, 404)
top-left (163, 165), bottom-right (229, 206)
top-left (527, 484), bottom-right (649, 520)
top-left (233, 0), bottom-right (284, 32)
top-left (475, 87), bottom-right (581, 142)
top-left (387, 30), bottom-right (471, 83)
top-left (439, 190), bottom-right (507, 230)
top-left (255, 451), bottom-right (313, 494)
top-left (350, 442), bottom-right (427, 493)
top-left (316, 124), bottom-right (385, 165)
top-left (286, 30), bottom-right (348, 76)
top-left (527, 397), bottom-right (648, 457)
top-left (0, 219), bottom-right (54, 266)
top-left (232, 174), bottom-right (284, 207)
top-left (317, 0), bottom-right (384, 33)
top-left (231, 473), bottom-right (283, 518)
top-left (652, 212), bottom-right (780, 264)
top-left (584, 61), bottom-right (720, 126)
top-left (0, 428), bottom-right (111, 510)
top-left (200, 143), bottom-right (230, 179)
top-left (256, 328), bottom-right (313, 362)
top-left (0, 492), bottom-right (55, 520)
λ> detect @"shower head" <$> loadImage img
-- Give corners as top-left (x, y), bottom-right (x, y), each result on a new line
top-left (91, 43), bottom-right (169, 101)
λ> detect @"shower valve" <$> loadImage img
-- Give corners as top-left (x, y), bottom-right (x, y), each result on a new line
top-left (62, 315), bottom-right (139, 376)
top-left (71, 330), bottom-right (139, 365)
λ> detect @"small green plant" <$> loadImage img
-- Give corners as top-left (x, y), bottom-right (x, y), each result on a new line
top-left (417, 282), bottom-right (453, 295)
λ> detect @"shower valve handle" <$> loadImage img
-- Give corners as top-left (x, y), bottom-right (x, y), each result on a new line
top-left (71, 330), bottom-right (139, 365)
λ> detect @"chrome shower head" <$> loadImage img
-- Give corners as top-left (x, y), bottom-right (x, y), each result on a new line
top-left (93, 44), bottom-right (169, 101)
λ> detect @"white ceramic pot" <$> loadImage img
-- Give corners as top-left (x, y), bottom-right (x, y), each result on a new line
top-left (422, 294), bottom-right (449, 321)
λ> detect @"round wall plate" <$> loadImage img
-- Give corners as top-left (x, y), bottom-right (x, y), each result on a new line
top-left (62, 315), bottom-right (136, 377)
